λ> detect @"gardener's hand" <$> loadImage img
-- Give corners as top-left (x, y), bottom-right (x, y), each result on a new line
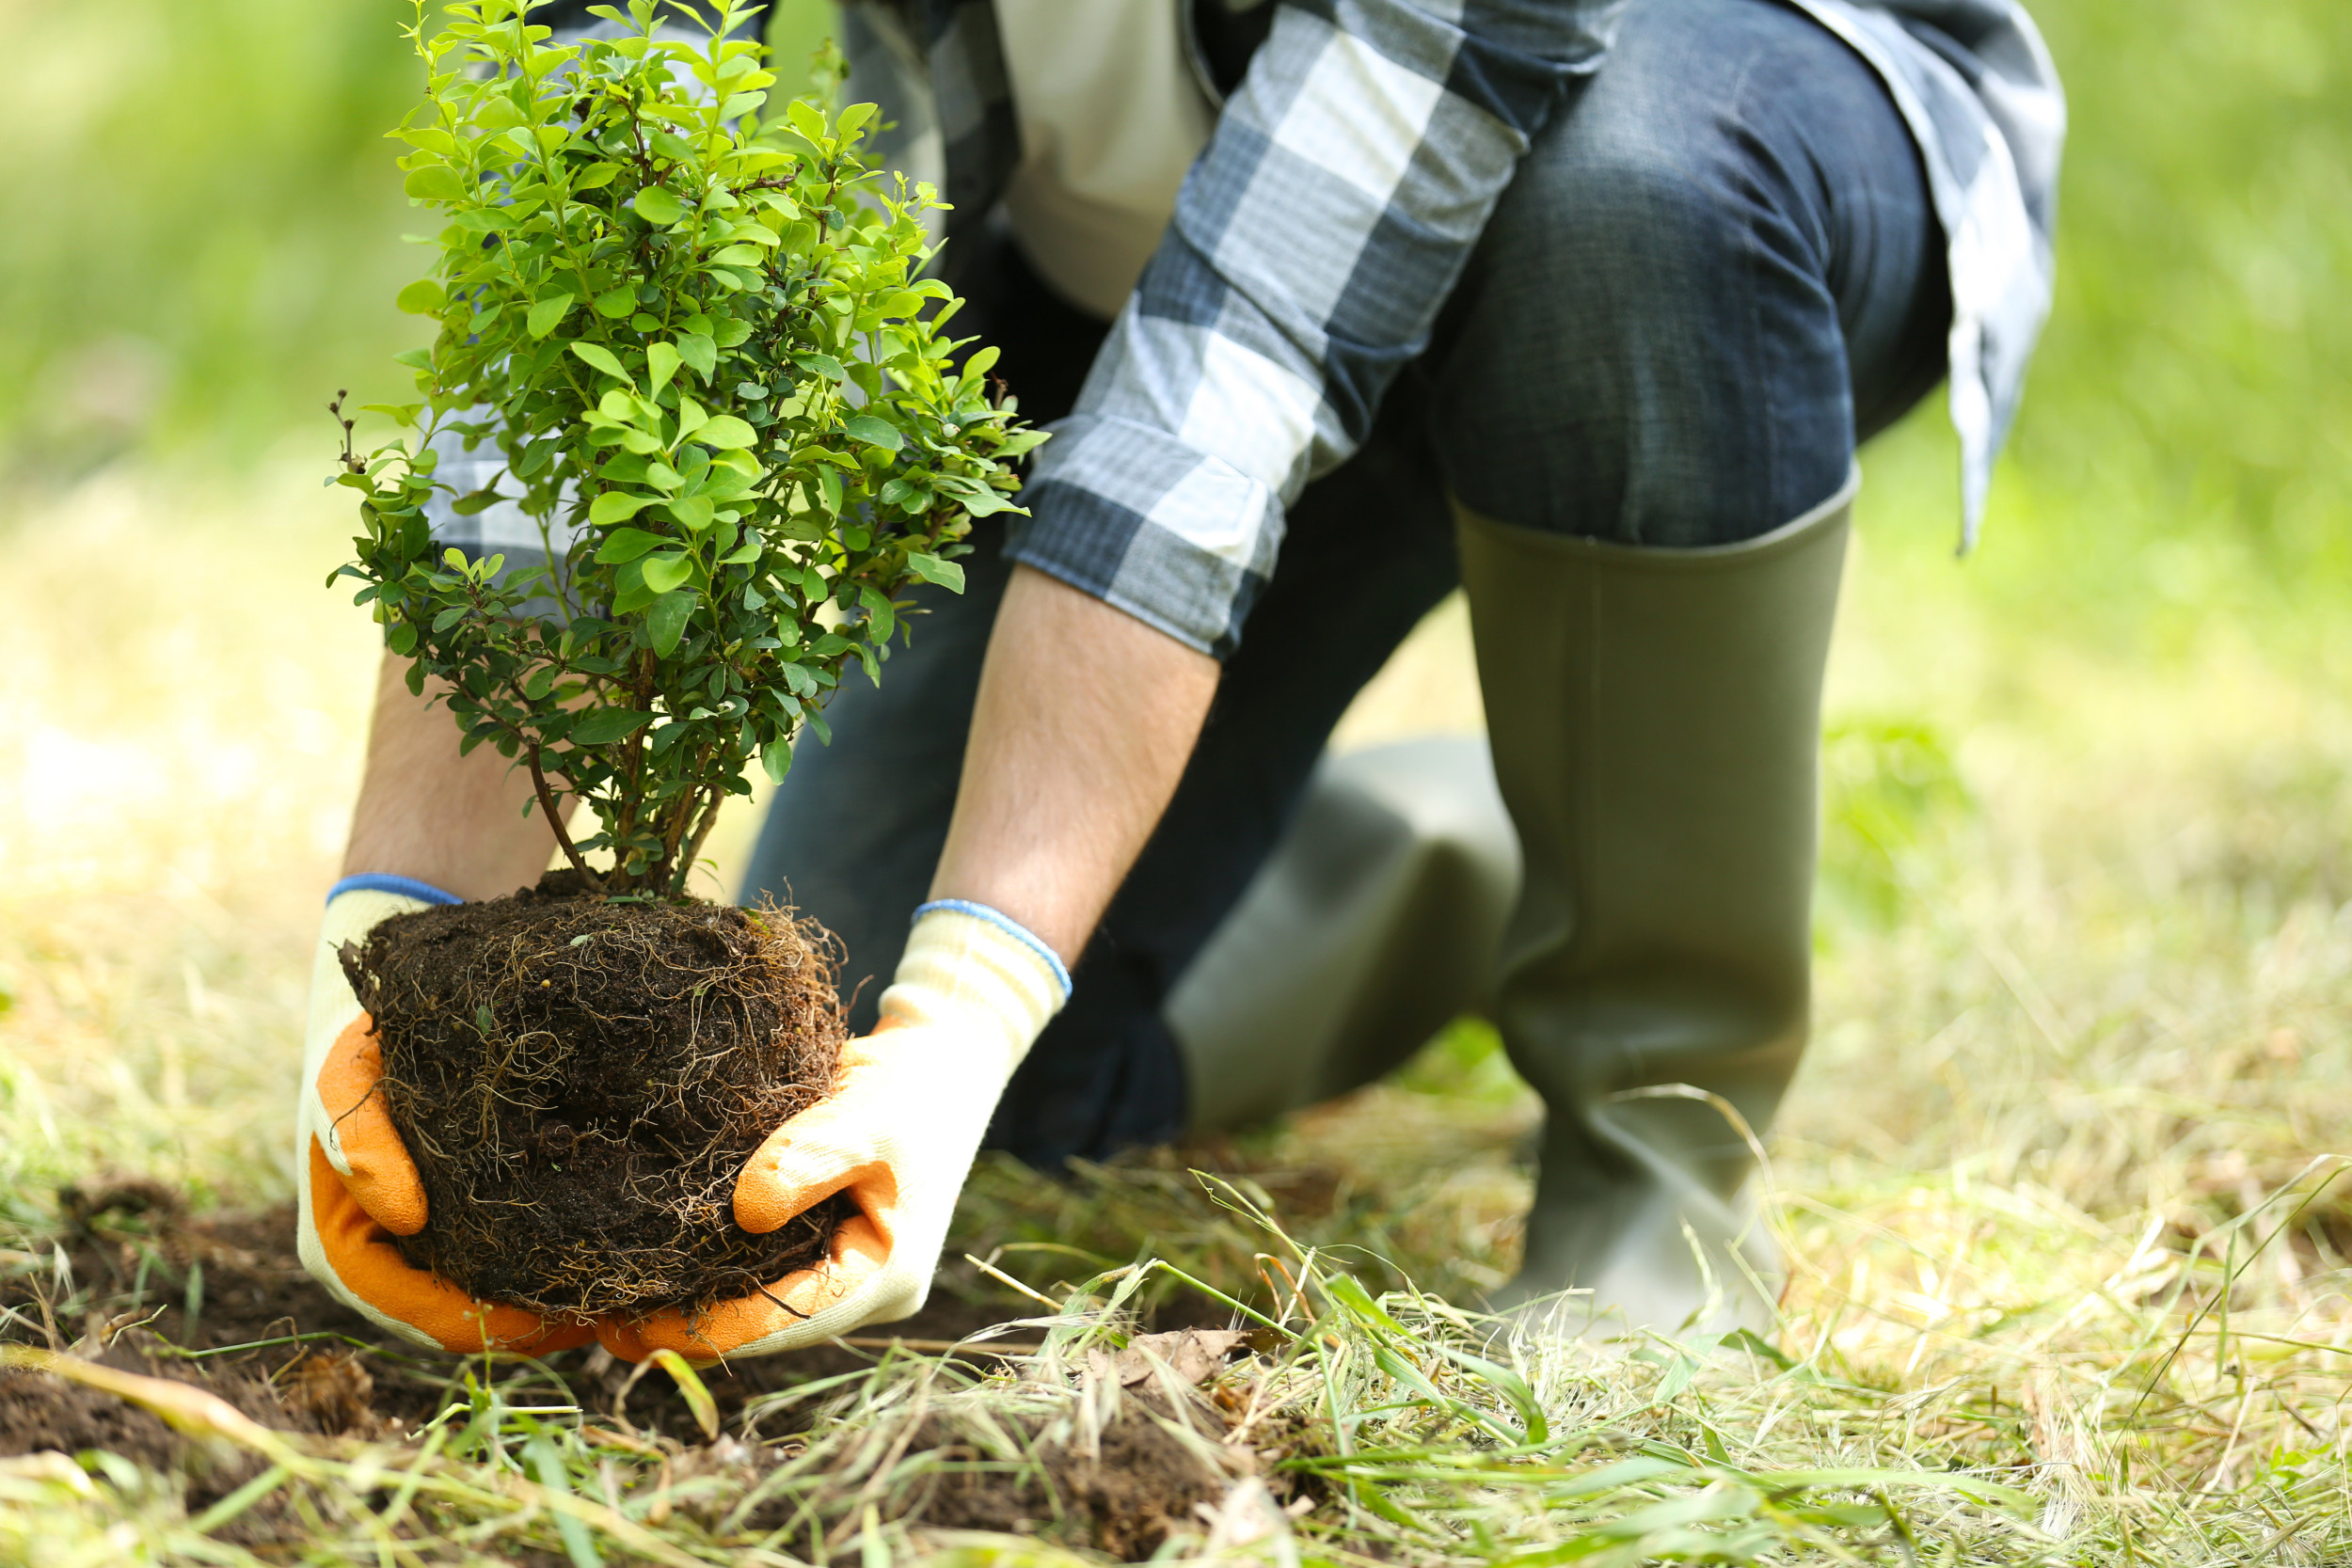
top-left (296, 879), bottom-right (596, 1355)
top-left (593, 902), bottom-right (1069, 1363)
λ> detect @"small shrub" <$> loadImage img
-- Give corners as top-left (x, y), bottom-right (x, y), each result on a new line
top-left (332, 0), bottom-right (1039, 897)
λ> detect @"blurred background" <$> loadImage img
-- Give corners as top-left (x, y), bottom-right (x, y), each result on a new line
top-left (1, 0), bottom-right (2350, 1384)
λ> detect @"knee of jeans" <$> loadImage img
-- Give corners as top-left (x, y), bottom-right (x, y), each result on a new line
top-left (1488, 121), bottom-right (1756, 321)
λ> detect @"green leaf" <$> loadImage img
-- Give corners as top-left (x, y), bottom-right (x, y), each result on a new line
top-left (843, 413), bottom-right (900, 451)
top-left (395, 278), bottom-right (446, 315)
top-left (934, 474), bottom-right (1023, 517)
top-left (589, 491), bottom-right (653, 525)
top-left (570, 341), bottom-right (632, 385)
top-left (593, 283), bottom-right (637, 318)
top-left (646, 341), bottom-right (682, 398)
top-left (646, 1349), bottom-right (719, 1439)
top-left (707, 244), bottom-right (764, 267)
top-left (639, 551), bottom-right (694, 594)
top-left (632, 185), bottom-right (688, 227)
top-left (858, 583), bottom-right (896, 641)
top-left (403, 164), bottom-right (467, 203)
top-left (568, 707), bottom-right (656, 745)
top-left (692, 414), bottom-right (756, 451)
top-left (761, 739), bottom-right (793, 784)
top-left (904, 552), bottom-right (966, 593)
top-left (527, 293), bottom-right (575, 338)
top-left (524, 1437), bottom-right (604, 1568)
top-left (645, 590), bottom-right (694, 657)
top-left (785, 99), bottom-right (829, 149)
top-left (595, 528), bottom-right (669, 564)
top-left (793, 352), bottom-right (846, 382)
top-left (665, 494), bottom-right (715, 531)
top-left (610, 560), bottom-right (656, 615)
top-left (676, 333), bottom-right (717, 379)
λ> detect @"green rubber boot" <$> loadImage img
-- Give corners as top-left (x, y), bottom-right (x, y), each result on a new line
top-left (1457, 473), bottom-right (1854, 1338)
top-left (1169, 737), bottom-right (1520, 1133)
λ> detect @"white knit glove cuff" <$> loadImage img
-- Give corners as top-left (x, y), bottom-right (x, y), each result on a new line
top-left (878, 901), bottom-right (1071, 1077)
top-left (299, 879), bottom-right (457, 1174)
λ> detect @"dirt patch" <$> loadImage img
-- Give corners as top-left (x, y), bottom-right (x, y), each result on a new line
top-left (342, 874), bottom-right (849, 1319)
top-left (911, 1399), bottom-right (1247, 1559)
top-left (3, 1181), bottom-right (1274, 1560)
top-left (0, 1183), bottom-right (1046, 1454)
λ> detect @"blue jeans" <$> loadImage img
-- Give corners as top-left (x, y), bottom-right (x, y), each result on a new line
top-left (743, 0), bottom-right (1948, 1165)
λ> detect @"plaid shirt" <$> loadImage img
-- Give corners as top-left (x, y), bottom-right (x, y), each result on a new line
top-left (850, 0), bottom-right (2062, 658)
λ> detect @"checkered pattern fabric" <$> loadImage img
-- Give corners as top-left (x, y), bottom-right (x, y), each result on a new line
top-left (846, 0), bottom-right (2060, 657)
top-left (437, 5), bottom-right (2054, 655)
top-left (1005, 0), bottom-right (1621, 656)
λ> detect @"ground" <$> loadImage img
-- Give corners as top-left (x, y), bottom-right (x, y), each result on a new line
top-left (2, 416), bottom-right (2351, 1562)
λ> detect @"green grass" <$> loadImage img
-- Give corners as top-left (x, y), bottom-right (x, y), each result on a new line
top-left (5, 437), bottom-right (2352, 1560)
top-left (5, 0), bottom-right (2352, 1560)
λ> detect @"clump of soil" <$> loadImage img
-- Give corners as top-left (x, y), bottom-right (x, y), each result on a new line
top-left (0, 1185), bottom-right (1032, 1457)
top-left (2, 1180), bottom-right (1279, 1562)
top-left (339, 873), bottom-right (850, 1320)
top-left (909, 1401), bottom-right (1246, 1558)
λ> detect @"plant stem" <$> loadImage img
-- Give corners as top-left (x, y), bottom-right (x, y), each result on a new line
top-left (670, 784), bottom-right (727, 899)
top-left (526, 743), bottom-right (604, 892)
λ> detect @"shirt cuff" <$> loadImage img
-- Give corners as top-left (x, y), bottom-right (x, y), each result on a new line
top-left (1005, 414), bottom-right (1281, 660)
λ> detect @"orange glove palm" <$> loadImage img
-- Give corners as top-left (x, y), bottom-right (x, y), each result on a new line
top-left (300, 897), bottom-right (1066, 1363)
top-left (595, 902), bottom-right (1070, 1362)
top-left (296, 885), bottom-right (592, 1355)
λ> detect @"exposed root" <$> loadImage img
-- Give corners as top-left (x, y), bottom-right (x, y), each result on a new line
top-left (341, 873), bottom-right (849, 1320)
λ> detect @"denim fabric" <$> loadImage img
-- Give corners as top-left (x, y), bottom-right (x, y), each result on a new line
top-left (742, 0), bottom-right (1947, 1167)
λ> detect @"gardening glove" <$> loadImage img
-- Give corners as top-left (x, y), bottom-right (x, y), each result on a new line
top-left (594, 900), bottom-right (1070, 1363)
top-left (295, 877), bottom-right (597, 1355)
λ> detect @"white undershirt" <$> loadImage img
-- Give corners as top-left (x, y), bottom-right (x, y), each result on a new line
top-left (993, 0), bottom-right (1216, 320)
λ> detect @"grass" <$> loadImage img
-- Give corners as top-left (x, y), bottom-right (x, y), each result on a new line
top-left (3, 403), bottom-right (2351, 1561)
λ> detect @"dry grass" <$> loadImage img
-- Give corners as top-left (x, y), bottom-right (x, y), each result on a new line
top-left (3, 444), bottom-right (2351, 1561)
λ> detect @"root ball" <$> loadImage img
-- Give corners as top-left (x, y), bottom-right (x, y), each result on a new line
top-left (340, 876), bottom-right (848, 1320)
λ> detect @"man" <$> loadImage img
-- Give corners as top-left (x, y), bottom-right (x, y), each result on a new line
top-left (298, 0), bottom-right (2061, 1355)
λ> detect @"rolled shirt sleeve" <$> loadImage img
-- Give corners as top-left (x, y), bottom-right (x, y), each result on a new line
top-left (1005, 0), bottom-right (1623, 658)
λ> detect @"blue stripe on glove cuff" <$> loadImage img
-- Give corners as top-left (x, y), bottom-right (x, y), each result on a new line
top-left (911, 899), bottom-right (1074, 1002)
top-left (326, 874), bottom-right (465, 908)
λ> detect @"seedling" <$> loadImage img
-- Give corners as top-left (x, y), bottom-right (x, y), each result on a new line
top-left (326, 0), bottom-right (1038, 1316)
top-left (333, 0), bottom-right (1038, 900)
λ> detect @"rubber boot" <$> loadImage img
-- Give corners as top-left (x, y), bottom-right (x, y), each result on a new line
top-left (1168, 737), bottom-right (1520, 1133)
top-left (1456, 472), bottom-right (1854, 1338)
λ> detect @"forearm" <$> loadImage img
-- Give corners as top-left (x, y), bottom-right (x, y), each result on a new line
top-left (930, 566), bottom-right (1219, 965)
top-left (340, 651), bottom-right (567, 902)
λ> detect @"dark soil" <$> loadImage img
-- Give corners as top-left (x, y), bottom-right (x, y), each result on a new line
top-left (906, 1400), bottom-right (1248, 1557)
top-left (341, 872), bottom-right (849, 1319)
top-left (0, 1184), bottom-right (1041, 1457)
top-left (0, 1181), bottom-right (1278, 1561)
